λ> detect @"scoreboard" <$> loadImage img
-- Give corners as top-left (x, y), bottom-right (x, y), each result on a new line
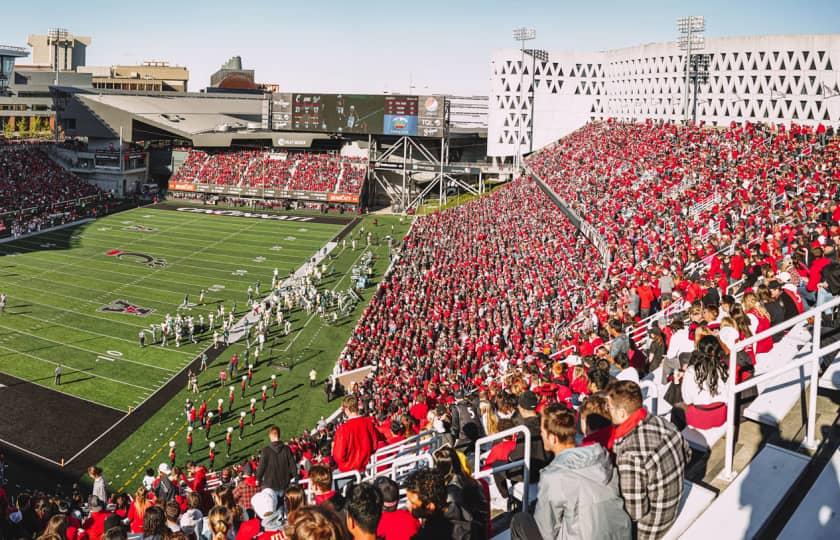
top-left (268, 93), bottom-right (446, 138)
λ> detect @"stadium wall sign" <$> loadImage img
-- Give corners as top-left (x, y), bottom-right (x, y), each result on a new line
top-left (105, 249), bottom-right (167, 268)
top-left (175, 207), bottom-right (316, 222)
top-left (167, 181), bottom-right (360, 204)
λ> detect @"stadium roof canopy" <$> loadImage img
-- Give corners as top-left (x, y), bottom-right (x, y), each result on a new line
top-left (51, 86), bottom-right (326, 147)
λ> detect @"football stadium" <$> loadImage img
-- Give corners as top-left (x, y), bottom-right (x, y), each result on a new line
top-left (0, 3), bottom-right (839, 539)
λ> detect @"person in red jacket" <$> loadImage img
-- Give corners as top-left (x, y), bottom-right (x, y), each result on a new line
top-left (803, 245), bottom-right (833, 309)
top-left (186, 461), bottom-right (207, 493)
top-left (81, 496), bottom-right (112, 540)
top-left (332, 395), bottom-right (385, 472)
top-left (127, 486), bottom-right (152, 534)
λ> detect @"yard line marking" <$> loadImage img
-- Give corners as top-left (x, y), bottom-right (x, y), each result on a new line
top-left (66, 342), bottom-right (216, 468)
top-left (0, 361), bottom-right (127, 412)
top-left (0, 245), bottom-right (261, 288)
top-left (0, 436), bottom-right (62, 466)
top-left (0, 322), bottom-right (177, 373)
top-left (0, 342), bottom-right (155, 392)
top-left (2, 276), bottom-right (232, 324)
top-left (283, 244), bottom-right (367, 352)
top-left (11, 311), bottom-right (191, 359)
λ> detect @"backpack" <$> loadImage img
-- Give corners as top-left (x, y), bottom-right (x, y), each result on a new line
top-left (822, 262), bottom-right (840, 296)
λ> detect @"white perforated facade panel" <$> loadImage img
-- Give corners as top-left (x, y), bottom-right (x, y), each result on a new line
top-left (488, 34), bottom-right (840, 157)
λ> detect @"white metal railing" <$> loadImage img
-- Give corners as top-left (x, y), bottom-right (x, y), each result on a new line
top-left (366, 430), bottom-right (442, 476)
top-left (370, 452), bottom-right (435, 484)
top-left (472, 425), bottom-right (532, 506)
top-left (689, 193), bottom-right (721, 218)
top-left (626, 297), bottom-right (688, 349)
top-left (297, 469), bottom-right (361, 500)
top-left (721, 295), bottom-right (840, 479)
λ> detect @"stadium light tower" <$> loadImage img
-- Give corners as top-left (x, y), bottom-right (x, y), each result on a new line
top-left (689, 53), bottom-right (711, 123)
top-left (677, 16), bottom-right (705, 122)
top-left (48, 28), bottom-right (72, 85)
top-left (512, 27), bottom-right (536, 171)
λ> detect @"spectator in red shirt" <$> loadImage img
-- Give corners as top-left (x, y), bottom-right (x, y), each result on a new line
top-left (81, 496), bottom-right (112, 540)
top-left (802, 245), bottom-right (833, 309)
top-left (310, 465), bottom-right (345, 513)
top-left (637, 283), bottom-right (655, 318)
top-left (332, 396), bottom-right (384, 472)
top-left (127, 486), bottom-right (152, 534)
top-left (186, 461), bottom-right (207, 494)
top-left (373, 477), bottom-right (421, 540)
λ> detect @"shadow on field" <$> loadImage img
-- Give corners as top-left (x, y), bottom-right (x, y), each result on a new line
top-left (0, 223), bottom-right (85, 255)
top-left (278, 383), bottom-right (304, 396)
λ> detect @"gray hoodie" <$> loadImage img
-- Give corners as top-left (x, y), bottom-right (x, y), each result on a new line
top-left (534, 444), bottom-right (631, 540)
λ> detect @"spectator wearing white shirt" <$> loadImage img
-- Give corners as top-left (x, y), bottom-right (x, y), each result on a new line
top-left (671, 336), bottom-right (730, 431)
top-left (666, 319), bottom-right (694, 361)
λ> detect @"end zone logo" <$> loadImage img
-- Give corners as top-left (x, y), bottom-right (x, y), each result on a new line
top-left (105, 249), bottom-right (167, 268)
top-left (98, 299), bottom-right (154, 317)
top-left (123, 224), bottom-right (158, 233)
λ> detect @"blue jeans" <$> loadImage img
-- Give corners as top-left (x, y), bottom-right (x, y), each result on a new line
top-left (817, 288), bottom-right (835, 316)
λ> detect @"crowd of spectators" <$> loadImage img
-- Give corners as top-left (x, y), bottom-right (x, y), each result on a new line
top-left (170, 150), bottom-right (367, 195)
top-left (3, 120), bottom-right (838, 540)
top-left (0, 147), bottom-right (106, 237)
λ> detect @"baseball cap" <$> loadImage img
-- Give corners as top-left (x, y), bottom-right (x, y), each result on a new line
top-left (251, 488), bottom-right (278, 518)
top-left (518, 390), bottom-right (539, 411)
top-left (180, 508), bottom-right (202, 534)
top-left (158, 463), bottom-right (172, 475)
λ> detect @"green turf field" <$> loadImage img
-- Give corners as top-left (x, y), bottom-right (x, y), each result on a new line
top-left (0, 206), bottom-right (342, 411)
top-left (0, 204), bottom-right (414, 489)
top-left (96, 212), bottom-right (412, 491)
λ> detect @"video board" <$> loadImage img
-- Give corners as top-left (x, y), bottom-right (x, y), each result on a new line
top-left (269, 93), bottom-right (446, 138)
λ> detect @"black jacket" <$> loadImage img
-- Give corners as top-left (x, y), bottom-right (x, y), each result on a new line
top-left (155, 475), bottom-right (176, 502)
top-left (450, 399), bottom-right (485, 450)
top-left (256, 441), bottom-right (297, 491)
top-left (413, 505), bottom-right (483, 540)
top-left (507, 414), bottom-right (551, 482)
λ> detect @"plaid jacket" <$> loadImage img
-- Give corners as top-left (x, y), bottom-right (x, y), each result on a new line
top-left (613, 414), bottom-right (691, 540)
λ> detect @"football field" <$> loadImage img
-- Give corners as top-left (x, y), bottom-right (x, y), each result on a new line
top-left (0, 203), bottom-right (346, 468)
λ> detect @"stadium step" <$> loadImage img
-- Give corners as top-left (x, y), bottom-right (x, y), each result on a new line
top-left (778, 448), bottom-right (840, 539)
top-left (818, 353), bottom-right (840, 391)
top-left (661, 481), bottom-right (717, 540)
top-left (681, 444), bottom-right (809, 539)
top-left (743, 362), bottom-right (813, 427)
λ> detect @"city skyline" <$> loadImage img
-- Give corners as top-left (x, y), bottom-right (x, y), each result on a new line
top-left (4, 0), bottom-right (839, 95)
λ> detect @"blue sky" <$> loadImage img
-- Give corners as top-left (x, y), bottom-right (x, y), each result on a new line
top-left (5, 0), bottom-right (838, 95)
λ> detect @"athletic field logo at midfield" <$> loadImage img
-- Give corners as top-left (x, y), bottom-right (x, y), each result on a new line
top-left (123, 224), bottom-right (158, 233)
top-left (105, 249), bottom-right (167, 268)
top-left (98, 299), bottom-right (155, 317)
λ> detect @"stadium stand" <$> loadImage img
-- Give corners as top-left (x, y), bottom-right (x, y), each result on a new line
top-left (4, 120), bottom-right (839, 539)
top-left (0, 147), bottom-right (107, 237)
top-left (170, 149), bottom-right (368, 195)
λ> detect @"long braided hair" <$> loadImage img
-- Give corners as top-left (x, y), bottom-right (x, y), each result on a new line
top-left (690, 335), bottom-right (729, 397)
